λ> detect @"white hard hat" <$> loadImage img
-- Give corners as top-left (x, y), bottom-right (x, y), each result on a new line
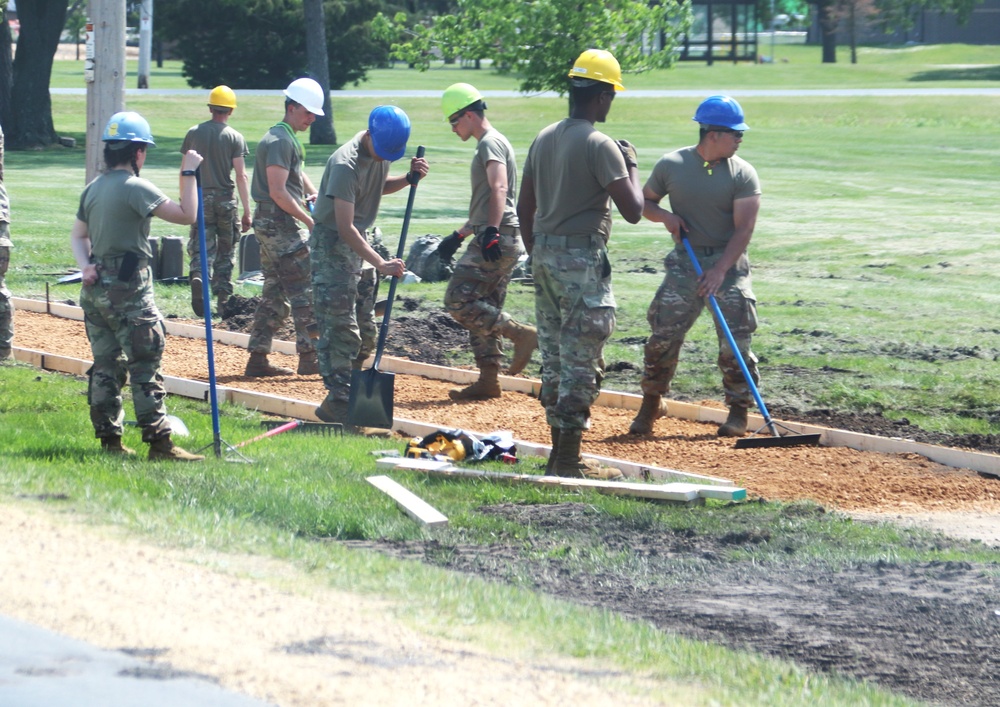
top-left (283, 77), bottom-right (325, 116)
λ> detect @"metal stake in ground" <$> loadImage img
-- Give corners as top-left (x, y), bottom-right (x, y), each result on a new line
top-left (681, 236), bottom-right (820, 449)
top-left (192, 169), bottom-right (247, 461)
top-left (347, 146), bottom-right (425, 429)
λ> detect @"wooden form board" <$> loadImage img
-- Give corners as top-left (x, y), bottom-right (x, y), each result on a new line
top-left (13, 297), bottom-right (1000, 480)
top-left (366, 475), bottom-right (448, 528)
top-left (374, 457), bottom-right (747, 503)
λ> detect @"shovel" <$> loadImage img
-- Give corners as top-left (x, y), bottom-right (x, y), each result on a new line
top-left (347, 146), bottom-right (425, 429)
top-left (681, 236), bottom-right (820, 449)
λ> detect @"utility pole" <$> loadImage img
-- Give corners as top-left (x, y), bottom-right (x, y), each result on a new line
top-left (85, 0), bottom-right (126, 183)
top-left (137, 0), bottom-right (152, 89)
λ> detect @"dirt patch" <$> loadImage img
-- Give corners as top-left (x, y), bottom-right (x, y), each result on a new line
top-left (348, 502), bottom-right (1000, 707)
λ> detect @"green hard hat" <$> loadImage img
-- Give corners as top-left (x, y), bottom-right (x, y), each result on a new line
top-left (441, 83), bottom-right (484, 120)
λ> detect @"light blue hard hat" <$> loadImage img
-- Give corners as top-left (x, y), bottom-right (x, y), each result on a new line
top-left (368, 105), bottom-right (410, 162)
top-left (102, 111), bottom-right (156, 145)
top-left (693, 95), bottom-right (749, 131)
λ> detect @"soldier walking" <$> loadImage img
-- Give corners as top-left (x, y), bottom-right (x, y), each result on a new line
top-left (437, 82), bottom-right (537, 400)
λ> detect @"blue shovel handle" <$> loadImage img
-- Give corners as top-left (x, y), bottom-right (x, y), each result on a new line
top-left (681, 236), bottom-right (780, 437)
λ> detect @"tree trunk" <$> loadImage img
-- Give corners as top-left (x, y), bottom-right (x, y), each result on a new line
top-left (303, 0), bottom-right (336, 145)
top-left (819, 0), bottom-right (838, 64)
top-left (10, 0), bottom-right (69, 148)
top-left (0, 7), bottom-right (13, 134)
top-left (849, 3), bottom-right (857, 64)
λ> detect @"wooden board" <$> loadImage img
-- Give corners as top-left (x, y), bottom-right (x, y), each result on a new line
top-left (366, 475), bottom-right (449, 528)
top-left (375, 457), bottom-right (747, 503)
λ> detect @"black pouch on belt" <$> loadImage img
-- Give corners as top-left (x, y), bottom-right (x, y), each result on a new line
top-left (600, 250), bottom-right (612, 278)
top-left (117, 252), bottom-right (139, 282)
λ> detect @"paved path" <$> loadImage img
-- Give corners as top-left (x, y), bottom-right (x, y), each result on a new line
top-left (0, 615), bottom-right (271, 707)
top-left (50, 87), bottom-right (1000, 98)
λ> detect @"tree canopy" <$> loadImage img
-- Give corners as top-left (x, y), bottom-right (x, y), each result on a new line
top-left (156, 0), bottom-right (389, 91)
top-left (375, 0), bottom-right (692, 95)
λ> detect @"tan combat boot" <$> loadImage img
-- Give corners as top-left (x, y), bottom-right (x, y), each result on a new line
top-left (245, 352), bottom-right (293, 377)
top-left (148, 436), bottom-right (205, 462)
top-left (545, 426), bottom-right (561, 475)
top-left (718, 405), bottom-right (749, 437)
top-left (315, 396), bottom-right (348, 424)
top-left (551, 428), bottom-right (623, 481)
top-left (101, 437), bottom-right (135, 456)
top-left (628, 394), bottom-right (667, 435)
top-left (217, 294), bottom-right (229, 315)
top-left (499, 319), bottom-right (538, 376)
top-left (190, 275), bottom-right (204, 317)
top-left (0, 347), bottom-right (12, 361)
top-left (297, 351), bottom-right (320, 376)
top-left (449, 362), bottom-right (502, 400)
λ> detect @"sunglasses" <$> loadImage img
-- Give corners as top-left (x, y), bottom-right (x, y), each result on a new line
top-left (448, 112), bottom-right (466, 126)
top-left (716, 128), bottom-right (744, 139)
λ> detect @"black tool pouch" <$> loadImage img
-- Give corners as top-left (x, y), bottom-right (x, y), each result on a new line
top-left (117, 252), bottom-right (139, 282)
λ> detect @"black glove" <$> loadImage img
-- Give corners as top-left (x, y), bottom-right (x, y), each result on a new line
top-left (616, 139), bottom-right (638, 170)
top-left (480, 226), bottom-right (502, 262)
top-left (437, 231), bottom-right (464, 261)
top-left (405, 171), bottom-right (422, 186)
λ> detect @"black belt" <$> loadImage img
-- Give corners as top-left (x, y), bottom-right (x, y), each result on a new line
top-left (94, 255), bottom-right (149, 268)
top-left (684, 244), bottom-right (719, 256)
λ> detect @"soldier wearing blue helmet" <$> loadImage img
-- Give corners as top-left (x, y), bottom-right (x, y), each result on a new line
top-left (311, 105), bottom-right (429, 428)
top-left (629, 95), bottom-right (763, 439)
top-left (70, 111), bottom-right (206, 461)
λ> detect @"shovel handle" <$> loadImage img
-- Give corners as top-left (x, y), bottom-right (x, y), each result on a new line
top-left (372, 145), bottom-right (425, 369)
top-left (234, 419), bottom-right (301, 449)
top-left (681, 236), bottom-right (780, 436)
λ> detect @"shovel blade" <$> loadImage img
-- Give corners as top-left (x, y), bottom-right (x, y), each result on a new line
top-left (347, 367), bottom-right (395, 429)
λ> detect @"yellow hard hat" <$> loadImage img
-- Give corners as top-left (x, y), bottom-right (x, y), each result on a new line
top-left (568, 49), bottom-right (625, 91)
top-left (208, 85), bottom-right (237, 109)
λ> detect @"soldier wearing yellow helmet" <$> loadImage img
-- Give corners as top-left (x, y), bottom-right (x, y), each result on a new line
top-left (516, 48), bottom-right (643, 481)
top-left (180, 85), bottom-right (252, 317)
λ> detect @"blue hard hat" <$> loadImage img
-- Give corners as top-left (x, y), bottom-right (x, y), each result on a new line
top-left (692, 95), bottom-right (749, 131)
top-left (368, 105), bottom-right (410, 162)
top-left (102, 111), bottom-right (156, 145)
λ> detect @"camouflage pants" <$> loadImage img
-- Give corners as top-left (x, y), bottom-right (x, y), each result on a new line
top-left (311, 224), bottom-right (377, 401)
top-left (444, 227), bottom-right (524, 366)
top-left (0, 239), bottom-right (13, 352)
top-left (248, 205), bottom-right (316, 355)
top-left (187, 189), bottom-right (238, 299)
top-left (532, 234), bottom-right (616, 430)
top-left (641, 246), bottom-right (759, 408)
top-left (81, 260), bottom-right (172, 442)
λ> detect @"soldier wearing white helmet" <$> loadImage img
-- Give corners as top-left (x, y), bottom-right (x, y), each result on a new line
top-left (180, 85), bottom-right (252, 317)
top-left (628, 95), bottom-right (762, 439)
top-left (244, 77), bottom-right (324, 378)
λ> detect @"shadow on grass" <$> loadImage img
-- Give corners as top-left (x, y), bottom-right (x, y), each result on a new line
top-left (909, 66), bottom-right (1000, 82)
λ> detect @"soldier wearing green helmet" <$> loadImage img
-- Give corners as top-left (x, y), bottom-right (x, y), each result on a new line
top-left (437, 82), bottom-right (538, 400)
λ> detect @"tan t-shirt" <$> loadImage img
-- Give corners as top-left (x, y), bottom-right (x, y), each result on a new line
top-left (180, 120), bottom-right (248, 192)
top-left (644, 146), bottom-right (761, 249)
top-left (522, 118), bottom-right (627, 239)
top-left (76, 170), bottom-right (167, 258)
top-left (468, 128), bottom-right (518, 228)
top-left (251, 124), bottom-right (304, 205)
top-left (313, 132), bottom-right (390, 236)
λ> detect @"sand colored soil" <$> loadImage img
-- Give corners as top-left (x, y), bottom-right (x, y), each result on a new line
top-left (13, 309), bottom-right (1000, 520)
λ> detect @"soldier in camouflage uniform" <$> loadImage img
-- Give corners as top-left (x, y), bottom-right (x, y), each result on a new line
top-left (70, 111), bottom-right (205, 461)
top-left (0, 125), bottom-right (13, 361)
top-left (436, 83), bottom-right (537, 400)
top-left (629, 96), bottom-right (762, 439)
top-left (180, 85), bottom-right (251, 317)
top-left (311, 106), bottom-right (427, 426)
top-left (244, 78), bottom-right (324, 378)
top-left (516, 50), bottom-right (643, 481)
